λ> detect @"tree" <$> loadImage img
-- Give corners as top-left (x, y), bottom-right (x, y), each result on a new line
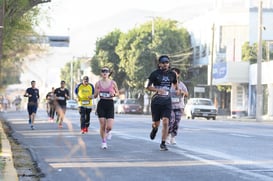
top-left (116, 26), bottom-right (156, 90)
top-left (91, 29), bottom-right (126, 88)
top-left (0, 0), bottom-right (50, 88)
top-left (116, 18), bottom-right (191, 91)
top-left (241, 41), bottom-right (267, 64)
top-left (91, 18), bottom-right (191, 97)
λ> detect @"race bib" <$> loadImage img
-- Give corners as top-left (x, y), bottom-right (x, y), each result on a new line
top-left (171, 97), bottom-right (180, 103)
top-left (156, 86), bottom-right (170, 96)
top-left (82, 100), bottom-right (90, 105)
top-left (162, 91), bottom-right (169, 96)
top-left (157, 91), bottom-right (169, 97)
top-left (100, 92), bottom-right (111, 98)
top-left (58, 96), bottom-right (65, 100)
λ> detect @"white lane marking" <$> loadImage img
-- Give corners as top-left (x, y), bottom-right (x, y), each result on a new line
top-left (230, 133), bottom-right (253, 138)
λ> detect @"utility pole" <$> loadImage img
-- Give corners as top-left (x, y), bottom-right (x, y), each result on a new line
top-left (70, 57), bottom-right (74, 99)
top-left (209, 23), bottom-right (215, 99)
top-left (266, 40), bottom-right (273, 61)
top-left (256, 0), bottom-right (263, 121)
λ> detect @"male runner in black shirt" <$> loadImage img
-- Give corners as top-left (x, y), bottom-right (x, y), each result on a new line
top-left (24, 80), bottom-right (40, 130)
top-left (54, 80), bottom-right (70, 128)
top-left (146, 55), bottom-right (177, 151)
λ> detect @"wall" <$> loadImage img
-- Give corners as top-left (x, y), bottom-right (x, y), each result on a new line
top-left (249, 8), bottom-right (273, 44)
top-left (249, 61), bottom-right (273, 116)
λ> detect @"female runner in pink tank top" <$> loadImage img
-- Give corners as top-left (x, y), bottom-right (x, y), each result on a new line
top-left (94, 67), bottom-right (119, 149)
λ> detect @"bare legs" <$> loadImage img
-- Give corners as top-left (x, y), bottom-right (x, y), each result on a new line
top-left (152, 117), bottom-right (169, 141)
top-left (99, 118), bottom-right (114, 140)
top-left (99, 118), bottom-right (114, 149)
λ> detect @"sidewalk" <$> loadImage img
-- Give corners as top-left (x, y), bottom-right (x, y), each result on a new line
top-left (0, 119), bottom-right (18, 181)
top-left (218, 115), bottom-right (273, 122)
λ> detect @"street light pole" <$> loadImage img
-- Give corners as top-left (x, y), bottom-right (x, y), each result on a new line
top-left (256, 0), bottom-right (263, 121)
top-left (209, 23), bottom-right (215, 99)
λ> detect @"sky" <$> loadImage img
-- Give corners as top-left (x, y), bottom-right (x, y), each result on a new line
top-left (36, 0), bottom-right (214, 56)
top-left (31, 0), bottom-right (217, 92)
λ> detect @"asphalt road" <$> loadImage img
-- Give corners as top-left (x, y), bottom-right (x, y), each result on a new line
top-left (2, 109), bottom-right (273, 181)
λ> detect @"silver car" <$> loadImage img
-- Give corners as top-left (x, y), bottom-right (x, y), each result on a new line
top-left (184, 98), bottom-right (217, 120)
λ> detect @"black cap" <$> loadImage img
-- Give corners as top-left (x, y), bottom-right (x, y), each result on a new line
top-left (83, 76), bottom-right (89, 81)
top-left (158, 55), bottom-right (170, 63)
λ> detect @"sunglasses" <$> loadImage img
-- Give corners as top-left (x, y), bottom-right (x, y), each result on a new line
top-left (101, 69), bottom-right (109, 73)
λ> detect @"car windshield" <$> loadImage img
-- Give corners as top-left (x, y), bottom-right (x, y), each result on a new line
top-left (195, 100), bottom-right (212, 105)
top-left (125, 99), bottom-right (138, 104)
top-left (191, 99), bottom-right (212, 105)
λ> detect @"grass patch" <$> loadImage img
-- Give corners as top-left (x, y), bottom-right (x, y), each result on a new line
top-left (2, 119), bottom-right (43, 180)
top-left (0, 124), bottom-right (5, 180)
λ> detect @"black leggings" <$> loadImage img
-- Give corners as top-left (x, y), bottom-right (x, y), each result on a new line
top-left (79, 107), bottom-right (92, 129)
top-left (48, 104), bottom-right (55, 118)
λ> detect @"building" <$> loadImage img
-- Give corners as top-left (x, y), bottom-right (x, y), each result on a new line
top-left (184, 0), bottom-right (273, 118)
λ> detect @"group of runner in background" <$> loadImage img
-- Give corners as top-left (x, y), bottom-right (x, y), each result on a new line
top-left (0, 95), bottom-right (22, 112)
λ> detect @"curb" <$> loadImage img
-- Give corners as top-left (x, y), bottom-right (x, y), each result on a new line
top-left (0, 120), bottom-right (18, 181)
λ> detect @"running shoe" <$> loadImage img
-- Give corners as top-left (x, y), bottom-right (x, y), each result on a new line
top-left (150, 126), bottom-right (158, 140)
top-left (85, 127), bottom-right (88, 133)
top-left (81, 129), bottom-right (85, 134)
top-left (166, 134), bottom-right (171, 144)
top-left (106, 131), bottom-right (112, 140)
top-left (170, 137), bottom-right (176, 145)
top-left (160, 143), bottom-right (168, 151)
top-left (101, 142), bottom-right (107, 149)
top-left (30, 125), bottom-right (35, 130)
top-left (58, 124), bottom-right (63, 128)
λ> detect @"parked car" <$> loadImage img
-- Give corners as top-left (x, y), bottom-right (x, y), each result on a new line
top-left (184, 98), bottom-right (217, 120)
top-left (66, 99), bottom-right (78, 110)
top-left (115, 98), bottom-right (143, 114)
